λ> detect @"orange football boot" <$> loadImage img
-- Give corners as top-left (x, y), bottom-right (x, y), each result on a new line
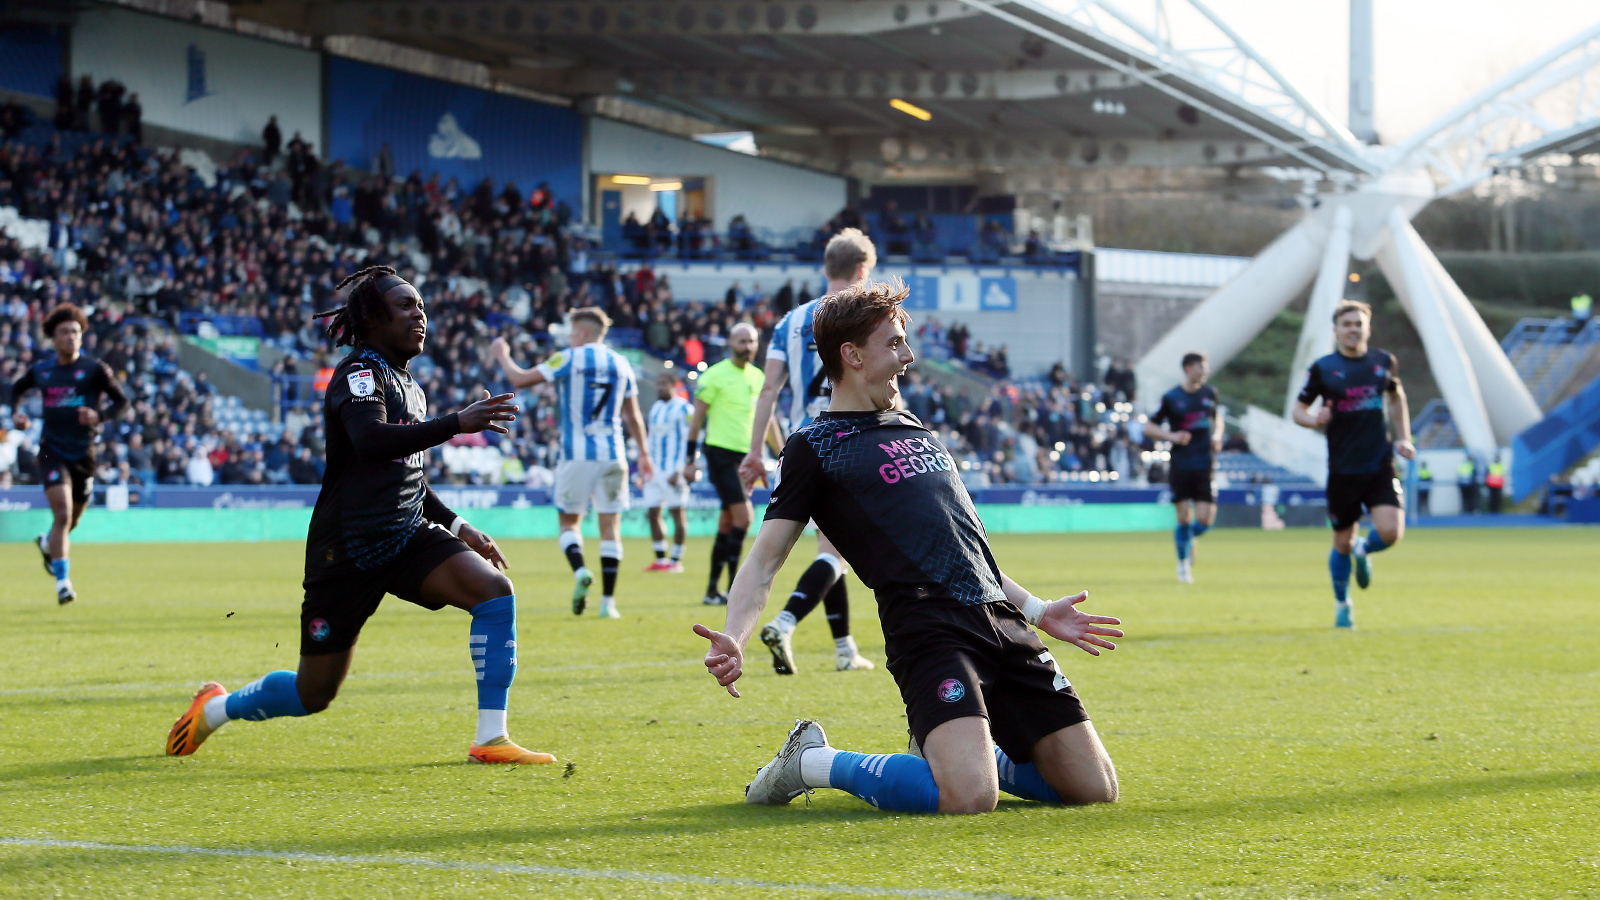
top-left (467, 736), bottom-right (557, 764)
top-left (167, 681), bottom-right (227, 756)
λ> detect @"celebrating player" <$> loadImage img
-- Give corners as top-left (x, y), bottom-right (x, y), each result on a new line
top-left (10, 303), bottom-right (127, 605)
top-left (684, 322), bottom-right (765, 606)
top-left (1291, 300), bottom-right (1415, 628)
top-left (740, 228), bottom-right (877, 674)
top-left (167, 267), bottom-right (554, 764)
top-left (491, 308), bottom-right (653, 619)
top-left (694, 280), bottom-right (1123, 814)
top-left (1143, 351), bottom-right (1222, 583)
top-left (643, 371), bottom-right (692, 572)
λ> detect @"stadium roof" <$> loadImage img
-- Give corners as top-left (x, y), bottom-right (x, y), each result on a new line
top-left (234, 0), bottom-right (1379, 183)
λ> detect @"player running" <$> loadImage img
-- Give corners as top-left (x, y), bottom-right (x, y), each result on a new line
top-left (738, 228), bottom-right (876, 673)
top-left (1143, 352), bottom-right (1222, 583)
top-left (491, 308), bottom-right (653, 619)
top-left (10, 303), bottom-right (127, 605)
top-left (695, 280), bottom-right (1123, 814)
top-left (167, 267), bottom-right (554, 764)
top-left (643, 371), bottom-right (691, 572)
top-left (684, 323), bottom-right (764, 605)
top-left (1291, 300), bottom-right (1415, 629)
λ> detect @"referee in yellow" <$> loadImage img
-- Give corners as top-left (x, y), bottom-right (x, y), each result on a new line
top-left (684, 323), bottom-right (766, 605)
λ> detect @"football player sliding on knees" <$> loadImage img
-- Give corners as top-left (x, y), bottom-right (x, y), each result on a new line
top-left (694, 279), bottom-right (1123, 814)
top-left (167, 267), bottom-right (553, 765)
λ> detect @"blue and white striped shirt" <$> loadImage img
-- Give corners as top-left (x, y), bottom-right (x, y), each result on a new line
top-left (647, 394), bottom-right (693, 474)
top-left (535, 342), bottom-right (637, 462)
top-left (768, 300), bottom-right (830, 431)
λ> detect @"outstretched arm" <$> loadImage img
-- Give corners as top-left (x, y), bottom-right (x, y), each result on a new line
top-left (341, 390), bottom-right (516, 460)
top-left (998, 571), bottom-right (1123, 656)
top-left (694, 517), bottom-right (806, 696)
top-left (489, 336), bottom-right (548, 388)
top-left (741, 357), bottom-right (787, 487)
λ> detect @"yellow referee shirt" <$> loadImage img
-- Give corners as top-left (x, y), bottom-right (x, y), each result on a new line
top-left (695, 359), bottom-right (765, 453)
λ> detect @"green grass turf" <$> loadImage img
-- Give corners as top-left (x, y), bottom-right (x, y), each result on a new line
top-left (1, 527), bottom-right (1598, 899)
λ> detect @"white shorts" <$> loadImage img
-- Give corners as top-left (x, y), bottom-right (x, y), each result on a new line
top-left (641, 470), bottom-right (690, 510)
top-left (554, 459), bottom-right (630, 515)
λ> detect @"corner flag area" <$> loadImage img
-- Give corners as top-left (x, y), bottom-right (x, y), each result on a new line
top-left (2, 529), bottom-right (1595, 899)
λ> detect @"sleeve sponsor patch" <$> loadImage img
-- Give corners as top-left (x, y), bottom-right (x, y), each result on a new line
top-left (348, 369), bottom-right (376, 397)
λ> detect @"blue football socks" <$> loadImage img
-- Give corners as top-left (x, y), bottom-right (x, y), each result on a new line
top-left (1363, 528), bottom-right (1389, 554)
top-left (224, 670), bottom-right (309, 721)
top-left (1174, 523), bottom-right (1193, 561)
top-left (1191, 522), bottom-right (1210, 538)
top-left (470, 595), bottom-right (517, 711)
top-left (51, 558), bottom-right (68, 580)
top-left (995, 746), bottom-right (1063, 804)
top-left (1329, 550), bottom-right (1352, 604)
top-left (828, 751), bottom-right (941, 812)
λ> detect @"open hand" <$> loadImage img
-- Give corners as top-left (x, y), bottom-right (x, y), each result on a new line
top-left (459, 524), bottom-right (508, 570)
top-left (693, 623), bottom-right (744, 697)
top-left (1036, 591), bottom-right (1123, 656)
top-left (457, 390), bottom-right (518, 435)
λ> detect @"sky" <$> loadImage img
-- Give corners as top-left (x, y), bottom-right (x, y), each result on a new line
top-left (1187, 0), bottom-right (1599, 143)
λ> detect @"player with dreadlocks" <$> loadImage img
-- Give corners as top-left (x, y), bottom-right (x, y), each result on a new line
top-left (167, 267), bottom-right (556, 764)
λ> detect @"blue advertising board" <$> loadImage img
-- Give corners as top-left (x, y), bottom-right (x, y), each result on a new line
top-left (326, 56), bottom-right (582, 212)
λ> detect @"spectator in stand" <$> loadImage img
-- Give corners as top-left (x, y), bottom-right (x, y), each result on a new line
top-left (96, 78), bottom-right (125, 135)
top-left (1104, 358), bottom-right (1137, 403)
top-left (262, 116), bottom-right (282, 166)
top-left (123, 93), bottom-right (142, 144)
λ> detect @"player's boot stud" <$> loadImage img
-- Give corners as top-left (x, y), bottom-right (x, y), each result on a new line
top-left (761, 624), bottom-right (797, 675)
top-left (166, 682), bottom-right (227, 756)
top-left (746, 719), bottom-right (827, 805)
top-left (468, 737), bottom-right (557, 764)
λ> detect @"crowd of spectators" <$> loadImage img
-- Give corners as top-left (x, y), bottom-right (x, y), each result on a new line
top-left (2, 114), bottom-right (1203, 495)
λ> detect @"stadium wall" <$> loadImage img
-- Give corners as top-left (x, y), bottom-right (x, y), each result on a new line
top-left (326, 56), bottom-right (582, 212)
top-left (69, 6), bottom-right (321, 150)
top-left (587, 117), bottom-right (845, 234)
top-left (0, 23), bottom-right (64, 99)
top-left (0, 503), bottom-right (1173, 543)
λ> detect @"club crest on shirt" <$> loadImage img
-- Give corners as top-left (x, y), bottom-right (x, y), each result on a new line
top-left (348, 369), bottom-right (375, 397)
top-left (545, 351), bottom-right (565, 369)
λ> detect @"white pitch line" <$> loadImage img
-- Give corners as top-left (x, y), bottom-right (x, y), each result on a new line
top-left (0, 837), bottom-right (1054, 900)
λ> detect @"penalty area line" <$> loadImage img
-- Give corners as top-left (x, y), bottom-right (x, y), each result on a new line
top-left (0, 837), bottom-right (1058, 900)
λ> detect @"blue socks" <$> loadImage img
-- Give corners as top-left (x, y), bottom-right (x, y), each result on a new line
top-left (995, 746), bottom-right (1063, 804)
top-left (51, 558), bottom-right (68, 580)
top-left (469, 595), bottom-right (517, 711)
top-left (1363, 528), bottom-right (1389, 554)
top-left (828, 751), bottom-right (941, 812)
top-left (1191, 522), bottom-right (1210, 538)
top-left (1174, 523), bottom-right (1193, 561)
top-left (1329, 550), bottom-right (1352, 604)
top-left (224, 670), bottom-right (309, 721)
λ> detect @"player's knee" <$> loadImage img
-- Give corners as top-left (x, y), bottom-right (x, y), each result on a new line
top-left (298, 685), bottom-right (339, 714)
top-left (482, 571), bottom-right (514, 600)
top-left (938, 785), bottom-right (998, 815)
top-left (1058, 769), bottom-right (1119, 805)
top-left (1379, 525), bottom-right (1403, 546)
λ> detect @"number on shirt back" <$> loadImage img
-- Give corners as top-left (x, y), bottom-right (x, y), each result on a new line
top-left (588, 382), bottom-right (614, 421)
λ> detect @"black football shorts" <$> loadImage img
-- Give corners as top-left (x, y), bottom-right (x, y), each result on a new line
top-left (37, 448), bottom-right (95, 505)
top-left (300, 524), bottom-right (475, 656)
top-left (1168, 468), bottom-right (1215, 503)
top-left (1325, 462), bottom-right (1402, 532)
top-left (702, 445), bottom-right (749, 509)
top-left (882, 599), bottom-right (1090, 764)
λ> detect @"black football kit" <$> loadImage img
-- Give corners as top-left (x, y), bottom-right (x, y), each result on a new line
top-left (1297, 349), bottom-right (1405, 531)
top-left (765, 409), bottom-right (1089, 761)
top-left (1150, 383), bottom-right (1218, 503)
top-left (301, 347), bottom-right (471, 655)
top-left (11, 353), bottom-right (127, 503)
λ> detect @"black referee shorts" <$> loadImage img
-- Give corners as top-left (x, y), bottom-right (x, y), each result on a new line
top-left (702, 445), bottom-right (750, 509)
top-left (883, 600), bottom-right (1090, 764)
top-left (1325, 462), bottom-right (1403, 532)
top-left (300, 525), bottom-right (475, 656)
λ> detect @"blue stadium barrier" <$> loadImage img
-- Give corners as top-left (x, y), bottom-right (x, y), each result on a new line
top-left (1511, 372), bottom-right (1600, 501)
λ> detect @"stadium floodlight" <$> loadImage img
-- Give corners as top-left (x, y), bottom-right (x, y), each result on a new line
top-left (649, 182), bottom-right (683, 192)
top-left (1135, 19), bottom-right (1600, 465)
top-left (610, 175), bottom-right (651, 185)
top-left (888, 98), bottom-right (932, 121)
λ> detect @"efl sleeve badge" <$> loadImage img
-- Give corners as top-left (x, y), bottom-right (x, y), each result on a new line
top-left (348, 369), bottom-right (376, 397)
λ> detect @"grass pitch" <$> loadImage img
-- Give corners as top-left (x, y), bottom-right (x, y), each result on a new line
top-left (1, 527), bottom-right (1598, 899)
